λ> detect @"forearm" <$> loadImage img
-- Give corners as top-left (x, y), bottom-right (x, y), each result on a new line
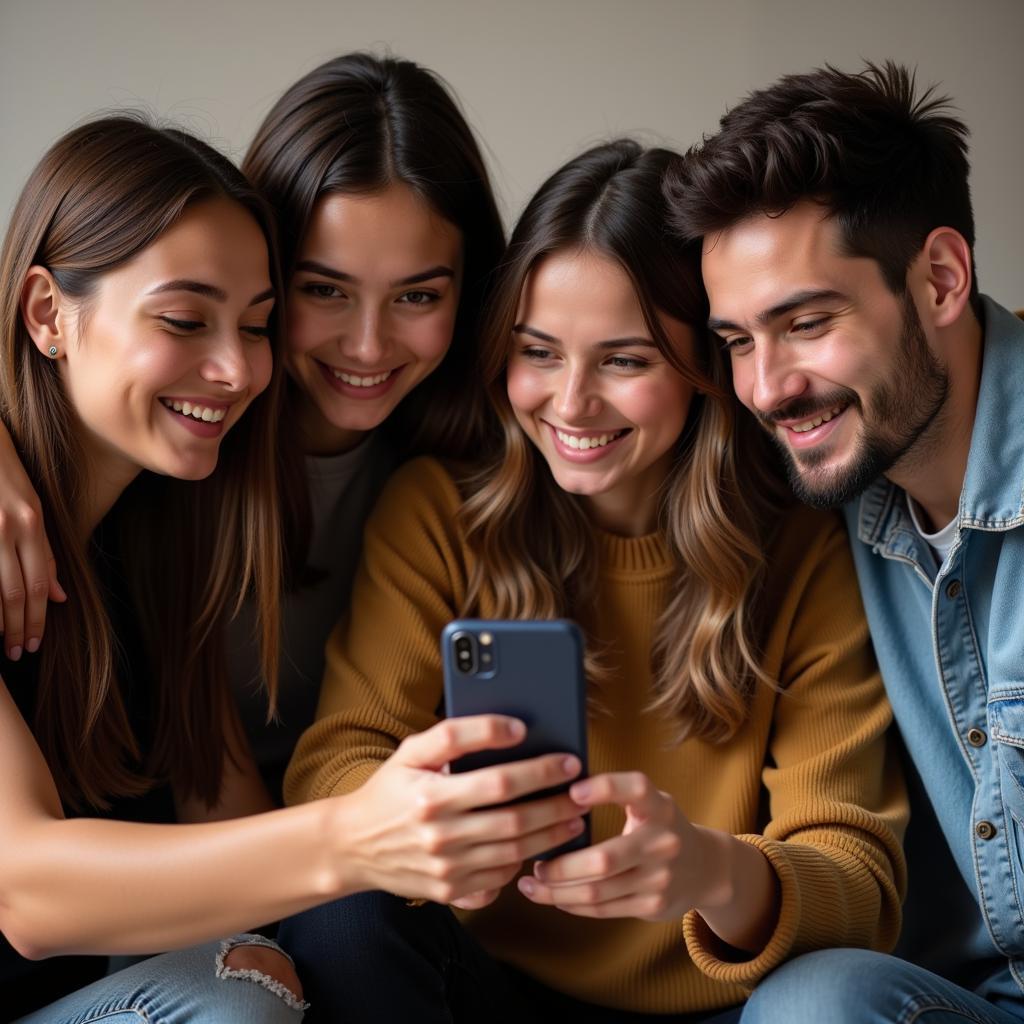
top-left (692, 826), bottom-right (780, 954)
top-left (1, 799), bottom-right (355, 958)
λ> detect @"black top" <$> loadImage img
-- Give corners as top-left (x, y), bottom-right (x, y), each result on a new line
top-left (0, 534), bottom-right (176, 1021)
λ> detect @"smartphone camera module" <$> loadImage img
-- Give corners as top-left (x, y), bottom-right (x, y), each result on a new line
top-left (452, 631), bottom-right (478, 674)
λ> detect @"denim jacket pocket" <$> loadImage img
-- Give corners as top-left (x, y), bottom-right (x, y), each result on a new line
top-left (988, 690), bottom-right (1024, 877)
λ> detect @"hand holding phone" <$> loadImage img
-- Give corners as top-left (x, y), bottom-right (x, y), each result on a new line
top-left (442, 619), bottom-right (590, 859)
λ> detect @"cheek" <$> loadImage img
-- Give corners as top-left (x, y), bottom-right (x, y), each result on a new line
top-left (249, 343), bottom-right (274, 396)
top-left (401, 310), bottom-right (457, 365)
top-left (286, 302), bottom-right (330, 358)
top-left (506, 363), bottom-right (546, 417)
top-left (625, 377), bottom-right (694, 435)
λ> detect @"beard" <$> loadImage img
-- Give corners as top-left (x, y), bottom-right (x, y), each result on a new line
top-left (760, 295), bottom-right (950, 509)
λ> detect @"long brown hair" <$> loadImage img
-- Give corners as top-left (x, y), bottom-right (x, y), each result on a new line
top-left (461, 140), bottom-right (787, 742)
top-left (0, 115), bottom-right (283, 810)
top-left (242, 52), bottom-right (506, 578)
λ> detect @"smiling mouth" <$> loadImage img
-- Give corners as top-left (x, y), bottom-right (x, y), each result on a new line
top-left (159, 399), bottom-right (227, 423)
top-left (787, 403), bottom-right (848, 433)
top-left (324, 364), bottom-right (398, 388)
top-left (554, 427), bottom-right (629, 450)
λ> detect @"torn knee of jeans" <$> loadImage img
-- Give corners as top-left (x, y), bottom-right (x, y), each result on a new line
top-left (216, 936), bottom-right (310, 1012)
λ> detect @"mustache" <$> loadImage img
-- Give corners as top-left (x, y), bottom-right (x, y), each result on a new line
top-left (755, 388), bottom-right (859, 428)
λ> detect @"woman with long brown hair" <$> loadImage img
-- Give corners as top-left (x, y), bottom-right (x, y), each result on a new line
top-left (0, 116), bottom-right (564, 1024)
top-left (281, 140), bottom-right (908, 1022)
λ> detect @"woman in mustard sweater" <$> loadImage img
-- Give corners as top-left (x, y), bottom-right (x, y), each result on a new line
top-left (280, 140), bottom-right (908, 1022)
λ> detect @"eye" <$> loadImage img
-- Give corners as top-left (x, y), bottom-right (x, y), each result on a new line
top-left (397, 289), bottom-right (440, 306)
top-left (790, 317), bottom-right (829, 337)
top-left (520, 345), bottom-right (555, 362)
top-left (158, 315), bottom-right (204, 332)
top-left (606, 354), bottom-right (648, 371)
top-left (717, 333), bottom-right (752, 354)
top-left (241, 324), bottom-right (272, 341)
top-left (301, 282), bottom-right (346, 300)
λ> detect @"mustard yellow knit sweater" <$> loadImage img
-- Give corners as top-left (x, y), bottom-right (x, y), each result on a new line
top-left (285, 457), bottom-right (907, 1015)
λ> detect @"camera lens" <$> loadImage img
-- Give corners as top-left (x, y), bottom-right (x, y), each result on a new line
top-left (451, 632), bottom-right (478, 674)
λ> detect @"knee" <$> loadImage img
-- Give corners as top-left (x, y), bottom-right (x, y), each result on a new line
top-left (742, 949), bottom-right (903, 1024)
top-left (217, 936), bottom-right (307, 1012)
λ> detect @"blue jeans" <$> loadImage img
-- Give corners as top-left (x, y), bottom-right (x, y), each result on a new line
top-left (13, 934), bottom-right (307, 1024)
top-left (279, 890), bottom-right (743, 1024)
top-left (740, 949), bottom-right (1024, 1023)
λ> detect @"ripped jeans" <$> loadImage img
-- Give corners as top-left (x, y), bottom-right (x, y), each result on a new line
top-left (13, 933), bottom-right (308, 1023)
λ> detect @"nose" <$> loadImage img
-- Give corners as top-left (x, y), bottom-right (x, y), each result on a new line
top-left (200, 329), bottom-right (253, 393)
top-left (553, 364), bottom-right (601, 422)
top-left (342, 306), bottom-right (387, 365)
top-left (746, 340), bottom-right (809, 416)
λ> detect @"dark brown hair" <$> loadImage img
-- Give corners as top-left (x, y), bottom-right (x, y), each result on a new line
top-left (243, 52), bottom-right (506, 577)
top-left (667, 61), bottom-right (979, 312)
top-left (0, 115), bottom-right (283, 810)
top-left (461, 140), bottom-right (786, 742)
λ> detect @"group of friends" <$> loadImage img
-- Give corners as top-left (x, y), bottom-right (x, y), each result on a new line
top-left (0, 51), bottom-right (1021, 1024)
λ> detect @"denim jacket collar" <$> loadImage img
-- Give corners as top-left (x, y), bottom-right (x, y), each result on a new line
top-left (854, 296), bottom-right (1024, 551)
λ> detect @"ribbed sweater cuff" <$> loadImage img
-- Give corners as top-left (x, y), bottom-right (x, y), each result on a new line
top-left (683, 833), bottom-right (800, 989)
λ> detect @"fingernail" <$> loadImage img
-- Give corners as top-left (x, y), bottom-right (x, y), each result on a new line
top-left (568, 817), bottom-right (584, 834)
top-left (506, 719), bottom-right (525, 739)
top-left (518, 877), bottom-right (535, 896)
top-left (9, 646), bottom-right (22, 662)
top-left (570, 780), bottom-right (591, 801)
top-left (562, 756), bottom-right (580, 777)
top-left (26, 637), bottom-right (39, 654)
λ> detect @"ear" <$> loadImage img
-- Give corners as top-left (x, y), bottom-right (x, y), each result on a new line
top-left (916, 227), bottom-right (973, 329)
top-left (20, 266), bottom-right (67, 358)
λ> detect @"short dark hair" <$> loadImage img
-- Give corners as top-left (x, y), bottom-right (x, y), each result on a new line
top-left (666, 61), bottom-right (979, 311)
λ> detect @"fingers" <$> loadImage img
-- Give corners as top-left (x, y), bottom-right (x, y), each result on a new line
top-left (455, 814), bottom-right (586, 872)
top-left (437, 753), bottom-right (582, 814)
top-left (519, 863), bottom-right (645, 908)
top-left (0, 535), bottom-right (26, 660)
top-left (0, 502), bottom-right (60, 660)
top-left (47, 552), bottom-right (67, 604)
top-left (394, 716), bottom-right (526, 772)
top-left (440, 792), bottom-right (582, 847)
top-left (568, 771), bottom-right (666, 819)
top-left (450, 888), bottom-right (501, 910)
top-left (17, 535), bottom-right (55, 657)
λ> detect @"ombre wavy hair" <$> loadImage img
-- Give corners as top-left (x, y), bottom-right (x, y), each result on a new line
top-left (460, 140), bottom-right (787, 742)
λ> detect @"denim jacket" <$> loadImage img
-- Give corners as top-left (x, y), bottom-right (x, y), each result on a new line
top-left (844, 297), bottom-right (1024, 991)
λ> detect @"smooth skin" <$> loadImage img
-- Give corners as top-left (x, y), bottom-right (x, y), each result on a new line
top-left (506, 248), bottom-right (780, 954)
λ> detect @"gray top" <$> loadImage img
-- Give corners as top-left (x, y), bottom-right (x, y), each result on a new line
top-left (229, 433), bottom-right (395, 798)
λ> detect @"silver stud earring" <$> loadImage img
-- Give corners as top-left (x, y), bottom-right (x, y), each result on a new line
top-left (48, 346), bottom-right (58, 358)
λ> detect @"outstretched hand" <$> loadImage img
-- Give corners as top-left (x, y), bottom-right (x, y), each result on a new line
top-left (339, 715), bottom-right (585, 907)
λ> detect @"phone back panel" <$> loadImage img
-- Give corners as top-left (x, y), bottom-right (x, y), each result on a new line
top-left (442, 619), bottom-right (588, 773)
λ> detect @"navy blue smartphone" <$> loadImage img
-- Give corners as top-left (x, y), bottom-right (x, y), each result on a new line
top-left (441, 619), bottom-right (590, 859)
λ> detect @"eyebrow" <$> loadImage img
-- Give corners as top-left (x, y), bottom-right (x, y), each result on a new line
top-left (707, 289), bottom-right (849, 332)
top-left (147, 280), bottom-right (275, 307)
top-left (513, 323), bottom-right (658, 349)
top-left (295, 260), bottom-right (454, 288)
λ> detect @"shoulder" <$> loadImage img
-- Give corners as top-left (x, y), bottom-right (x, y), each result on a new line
top-left (761, 504), bottom-right (861, 635)
top-left (372, 456), bottom-right (464, 521)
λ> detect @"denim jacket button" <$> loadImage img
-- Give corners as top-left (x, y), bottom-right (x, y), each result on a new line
top-left (967, 728), bottom-right (987, 747)
top-left (946, 579), bottom-right (962, 599)
top-left (976, 820), bottom-right (997, 840)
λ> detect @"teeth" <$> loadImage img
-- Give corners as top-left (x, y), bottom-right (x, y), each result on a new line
top-left (332, 369), bottom-right (392, 387)
top-left (556, 428), bottom-right (624, 450)
top-left (162, 399), bottom-right (226, 423)
top-left (791, 406), bottom-right (844, 433)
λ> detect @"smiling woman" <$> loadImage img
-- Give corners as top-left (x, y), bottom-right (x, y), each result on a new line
top-left (281, 140), bottom-right (909, 1021)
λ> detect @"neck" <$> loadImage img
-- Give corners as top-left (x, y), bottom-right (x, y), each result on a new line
top-left (582, 456), bottom-right (670, 537)
top-left (887, 306), bottom-right (983, 531)
top-left (80, 446), bottom-right (142, 540)
top-left (295, 398), bottom-right (369, 457)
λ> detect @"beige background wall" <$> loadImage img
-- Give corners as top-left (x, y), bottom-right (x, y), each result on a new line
top-left (3, 0), bottom-right (1022, 306)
